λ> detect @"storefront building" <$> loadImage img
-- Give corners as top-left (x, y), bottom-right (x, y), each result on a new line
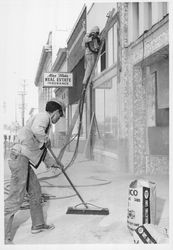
top-left (86, 2), bottom-right (169, 175)
top-left (66, 5), bottom-right (87, 152)
top-left (34, 2), bottom-right (169, 175)
top-left (119, 2), bottom-right (169, 174)
top-left (86, 3), bottom-right (119, 167)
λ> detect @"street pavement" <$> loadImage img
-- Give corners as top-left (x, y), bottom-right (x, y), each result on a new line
top-left (3, 148), bottom-right (169, 244)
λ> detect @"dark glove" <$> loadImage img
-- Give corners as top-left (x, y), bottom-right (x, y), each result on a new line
top-left (45, 139), bottom-right (51, 149)
top-left (40, 139), bottom-right (51, 150)
top-left (51, 163), bottom-right (64, 174)
top-left (51, 164), bottom-right (61, 170)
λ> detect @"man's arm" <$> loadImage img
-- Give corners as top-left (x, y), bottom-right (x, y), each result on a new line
top-left (31, 113), bottom-right (50, 148)
top-left (82, 33), bottom-right (92, 49)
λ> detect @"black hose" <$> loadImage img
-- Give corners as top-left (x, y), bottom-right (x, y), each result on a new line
top-left (4, 177), bottom-right (111, 210)
top-left (61, 86), bottom-right (87, 171)
top-left (55, 37), bottom-right (106, 173)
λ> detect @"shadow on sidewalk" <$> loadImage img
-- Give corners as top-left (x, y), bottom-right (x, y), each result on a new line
top-left (10, 200), bottom-right (51, 241)
top-left (10, 210), bottom-right (30, 241)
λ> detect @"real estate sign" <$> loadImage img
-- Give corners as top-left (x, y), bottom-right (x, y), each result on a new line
top-left (43, 73), bottom-right (73, 88)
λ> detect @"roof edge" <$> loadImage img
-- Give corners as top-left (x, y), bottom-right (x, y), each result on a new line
top-left (66, 4), bottom-right (86, 44)
top-left (34, 46), bottom-right (52, 86)
top-left (51, 48), bottom-right (67, 72)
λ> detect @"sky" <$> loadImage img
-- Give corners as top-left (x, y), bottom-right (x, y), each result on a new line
top-left (0, 0), bottom-right (92, 126)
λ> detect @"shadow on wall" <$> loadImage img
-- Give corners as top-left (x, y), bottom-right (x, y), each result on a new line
top-left (155, 197), bottom-right (166, 225)
top-left (118, 139), bottom-right (128, 172)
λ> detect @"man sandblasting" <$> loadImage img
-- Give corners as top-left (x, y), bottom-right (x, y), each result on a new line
top-left (82, 26), bottom-right (101, 85)
top-left (4, 99), bottom-right (65, 244)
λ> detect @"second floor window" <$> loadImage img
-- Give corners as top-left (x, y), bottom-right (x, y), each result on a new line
top-left (128, 2), bottom-right (168, 44)
top-left (108, 22), bottom-right (117, 67)
top-left (101, 43), bottom-right (106, 72)
top-left (96, 21), bottom-right (117, 75)
top-left (97, 41), bottom-right (106, 74)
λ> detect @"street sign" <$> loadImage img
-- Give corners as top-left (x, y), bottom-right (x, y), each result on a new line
top-left (43, 72), bottom-right (73, 88)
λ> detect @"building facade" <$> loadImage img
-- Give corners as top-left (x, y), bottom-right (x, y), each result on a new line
top-left (124, 2), bottom-right (169, 174)
top-left (34, 2), bottom-right (169, 175)
top-left (84, 2), bottom-right (169, 175)
top-left (51, 48), bottom-right (68, 148)
top-left (86, 3), bottom-right (120, 167)
top-left (34, 32), bottom-right (53, 112)
top-left (66, 5), bottom-right (87, 152)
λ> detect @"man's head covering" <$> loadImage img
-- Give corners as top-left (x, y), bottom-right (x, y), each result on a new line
top-left (90, 26), bottom-right (100, 34)
top-left (46, 98), bottom-right (65, 117)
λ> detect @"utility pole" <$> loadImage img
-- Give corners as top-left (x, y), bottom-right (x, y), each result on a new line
top-left (18, 80), bottom-right (27, 126)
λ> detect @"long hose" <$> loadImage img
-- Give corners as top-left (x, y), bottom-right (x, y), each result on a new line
top-left (4, 13), bottom-right (115, 210)
top-left (56, 36), bottom-right (107, 173)
top-left (64, 86), bottom-right (87, 170)
top-left (51, 9), bottom-right (116, 173)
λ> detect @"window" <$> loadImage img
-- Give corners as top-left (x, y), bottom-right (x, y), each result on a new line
top-left (108, 28), bottom-right (113, 67)
top-left (133, 3), bottom-right (139, 40)
top-left (151, 2), bottom-right (168, 25)
top-left (113, 23), bottom-right (117, 63)
top-left (155, 71), bottom-right (169, 127)
top-left (107, 23), bottom-right (117, 67)
top-left (96, 42), bottom-right (106, 74)
top-left (147, 68), bottom-right (169, 156)
top-left (100, 42), bottom-right (106, 72)
top-left (129, 2), bottom-right (168, 44)
top-left (147, 60), bottom-right (169, 127)
top-left (96, 22), bottom-right (117, 74)
top-left (71, 103), bottom-right (86, 139)
top-left (148, 3), bottom-right (152, 27)
top-left (95, 76), bottom-right (118, 153)
top-left (128, 2), bottom-right (139, 43)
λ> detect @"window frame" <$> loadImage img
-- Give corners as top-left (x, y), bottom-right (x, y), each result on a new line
top-left (95, 13), bottom-right (118, 76)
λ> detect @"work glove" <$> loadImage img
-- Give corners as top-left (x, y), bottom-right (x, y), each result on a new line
top-left (40, 140), bottom-right (51, 150)
top-left (51, 164), bottom-right (64, 175)
top-left (45, 138), bottom-right (51, 149)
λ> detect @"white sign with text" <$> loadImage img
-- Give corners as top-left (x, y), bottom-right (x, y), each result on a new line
top-left (43, 73), bottom-right (73, 88)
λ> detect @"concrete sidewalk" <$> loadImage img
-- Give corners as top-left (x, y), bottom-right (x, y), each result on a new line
top-left (4, 148), bottom-right (169, 244)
